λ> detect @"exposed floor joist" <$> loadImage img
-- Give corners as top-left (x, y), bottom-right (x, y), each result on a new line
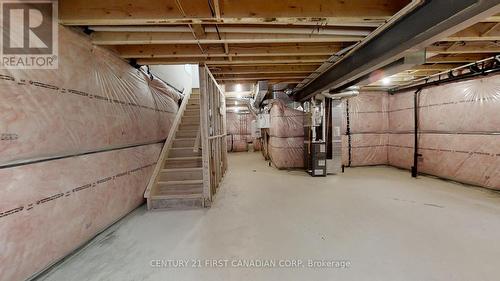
top-left (293, 0), bottom-right (500, 100)
top-left (59, 0), bottom-right (410, 26)
top-left (137, 56), bottom-right (329, 65)
top-left (209, 65), bottom-right (320, 74)
top-left (445, 22), bottom-right (500, 41)
top-left (91, 32), bottom-right (364, 45)
top-left (58, 1), bottom-right (500, 89)
top-left (115, 43), bottom-right (348, 58)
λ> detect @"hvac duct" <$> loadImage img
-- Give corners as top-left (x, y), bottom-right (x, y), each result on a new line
top-left (321, 89), bottom-right (359, 99)
top-left (253, 81), bottom-right (268, 108)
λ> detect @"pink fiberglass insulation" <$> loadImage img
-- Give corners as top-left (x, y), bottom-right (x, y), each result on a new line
top-left (226, 112), bottom-right (254, 135)
top-left (0, 26), bottom-right (178, 167)
top-left (253, 139), bottom-right (262, 151)
top-left (342, 91), bottom-right (390, 166)
top-left (227, 134), bottom-right (251, 152)
top-left (388, 75), bottom-right (500, 189)
top-left (226, 113), bottom-right (259, 152)
top-left (269, 100), bottom-right (304, 137)
top-left (268, 137), bottom-right (304, 169)
top-left (0, 143), bottom-right (162, 281)
top-left (387, 91), bottom-right (414, 169)
top-left (267, 101), bottom-right (305, 168)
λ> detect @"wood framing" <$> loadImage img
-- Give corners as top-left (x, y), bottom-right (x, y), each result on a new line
top-left (59, 0), bottom-right (409, 25)
top-left (91, 32), bottom-right (364, 45)
top-left (58, 0), bottom-right (499, 91)
top-left (115, 43), bottom-right (345, 58)
top-left (199, 66), bottom-right (227, 204)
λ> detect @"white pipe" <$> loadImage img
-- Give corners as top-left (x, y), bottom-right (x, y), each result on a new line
top-left (89, 26), bottom-right (371, 36)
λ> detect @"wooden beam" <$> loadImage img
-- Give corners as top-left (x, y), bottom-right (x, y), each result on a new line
top-left (427, 41), bottom-right (500, 54)
top-left (218, 76), bottom-right (307, 81)
top-left (426, 54), bottom-right (494, 63)
top-left (215, 73), bottom-right (309, 79)
top-left (62, 17), bottom-right (386, 27)
top-left (59, 0), bottom-right (407, 26)
top-left (91, 32), bottom-right (363, 45)
top-left (137, 55), bottom-right (330, 65)
top-left (410, 63), bottom-right (464, 70)
top-left (209, 64), bottom-right (319, 74)
top-left (115, 43), bottom-right (342, 58)
top-left (213, 0), bottom-right (221, 19)
top-left (445, 22), bottom-right (500, 41)
top-left (212, 70), bottom-right (315, 75)
top-left (191, 24), bottom-right (206, 38)
top-left (219, 79), bottom-right (303, 85)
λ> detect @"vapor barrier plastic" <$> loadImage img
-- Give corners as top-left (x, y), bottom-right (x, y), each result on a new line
top-left (0, 143), bottom-right (162, 281)
top-left (227, 134), bottom-right (251, 152)
top-left (388, 91), bottom-right (414, 169)
top-left (417, 76), bottom-right (499, 189)
top-left (269, 100), bottom-right (304, 137)
top-left (342, 91), bottom-right (389, 166)
top-left (226, 112), bottom-right (259, 152)
top-left (0, 26), bottom-right (178, 167)
top-left (227, 112), bottom-right (253, 135)
top-left (266, 101), bottom-right (304, 168)
top-left (389, 75), bottom-right (500, 189)
top-left (268, 136), bottom-right (304, 169)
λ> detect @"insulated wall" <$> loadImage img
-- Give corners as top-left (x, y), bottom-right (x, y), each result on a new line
top-left (226, 112), bottom-right (257, 152)
top-left (0, 26), bottom-right (178, 280)
top-left (342, 91), bottom-right (389, 166)
top-left (388, 75), bottom-right (500, 189)
top-left (0, 26), bottom-right (178, 167)
top-left (267, 101), bottom-right (305, 169)
top-left (0, 144), bottom-right (162, 281)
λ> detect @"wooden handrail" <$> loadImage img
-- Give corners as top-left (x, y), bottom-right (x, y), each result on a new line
top-left (144, 89), bottom-right (193, 210)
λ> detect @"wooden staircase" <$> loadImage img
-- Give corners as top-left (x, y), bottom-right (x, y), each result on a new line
top-left (145, 89), bottom-right (205, 210)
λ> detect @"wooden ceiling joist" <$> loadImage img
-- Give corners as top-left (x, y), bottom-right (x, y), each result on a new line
top-left (218, 76), bottom-right (307, 81)
top-left (410, 64), bottom-right (465, 71)
top-left (426, 54), bottom-right (495, 63)
top-left (59, 0), bottom-right (409, 26)
top-left (91, 32), bottom-right (364, 45)
top-left (427, 41), bottom-right (500, 54)
top-left (209, 65), bottom-right (320, 74)
top-left (214, 73), bottom-right (309, 79)
top-left (137, 56), bottom-right (329, 65)
top-left (58, 0), bottom-right (497, 89)
top-left (445, 22), bottom-right (500, 41)
top-left (115, 43), bottom-right (345, 58)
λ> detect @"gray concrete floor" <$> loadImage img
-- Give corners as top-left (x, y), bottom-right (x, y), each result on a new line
top-left (39, 152), bottom-right (500, 281)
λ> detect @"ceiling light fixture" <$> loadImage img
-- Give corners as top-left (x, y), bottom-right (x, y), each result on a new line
top-left (235, 84), bottom-right (242, 92)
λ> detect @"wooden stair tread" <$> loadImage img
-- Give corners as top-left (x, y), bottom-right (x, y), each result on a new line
top-left (161, 167), bottom-right (202, 171)
top-left (158, 180), bottom-right (203, 185)
top-left (145, 88), bottom-right (207, 211)
top-left (167, 156), bottom-right (202, 160)
top-left (151, 193), bottom-right (203, 200)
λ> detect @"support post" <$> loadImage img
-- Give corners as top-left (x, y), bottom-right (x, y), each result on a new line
top-left (411, 88), bottom-right (422, 178)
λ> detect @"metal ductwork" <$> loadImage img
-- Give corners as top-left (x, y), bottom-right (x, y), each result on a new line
top-left (322, 89), bottom-right (359, 100)
top-left (253, 81), bottom-right (268, 108)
